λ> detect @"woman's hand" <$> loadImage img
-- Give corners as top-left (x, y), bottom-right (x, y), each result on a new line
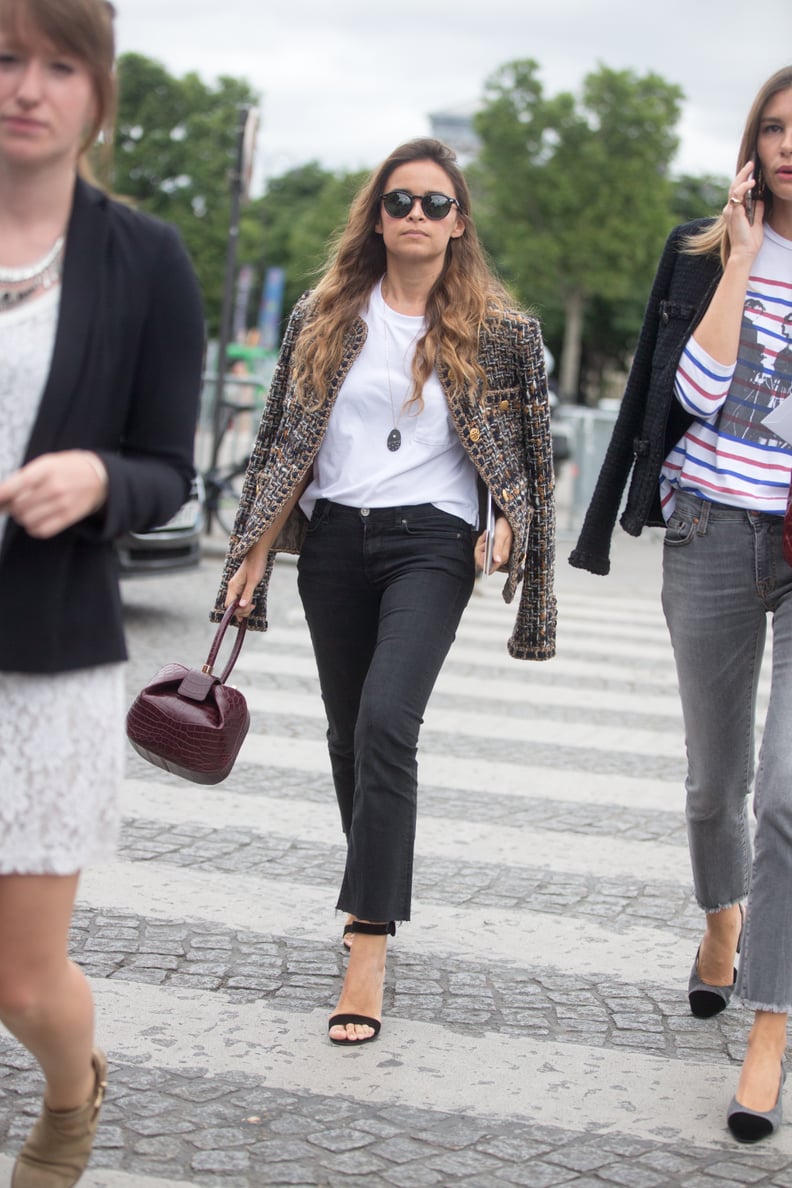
top-left (225, 534), bottom-right (271, 618)
top-left (474, 515), bottom-right (513, 575)
top-left (0, 451), bottom-right (107, 538)
top-left (723, 161), bottom-right (765, 257)
top-left (692, 163), bottom-right (766, 366)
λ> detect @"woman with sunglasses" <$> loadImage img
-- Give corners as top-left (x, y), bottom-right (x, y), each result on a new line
top-left (0, 0), bottom-right (203, 1181)
top-left (571, 66), bottom-right (792, 1141)
top-left (216, 137), bottom-right (556, 1046)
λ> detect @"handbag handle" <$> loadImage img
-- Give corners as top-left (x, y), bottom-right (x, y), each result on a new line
top-left (203, 600), bottom-right (248, 684)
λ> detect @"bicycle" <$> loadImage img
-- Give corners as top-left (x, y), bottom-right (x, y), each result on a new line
top-left (201, 392), bottom-right (259, 536)
top-left (203, 450), bottom-right (250, 537)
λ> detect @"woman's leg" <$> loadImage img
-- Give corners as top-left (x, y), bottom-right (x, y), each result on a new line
top-left (661, 495), bottom-right (761, 982)
top-left (733, 524), bottom-right (792, 1109)
top-left (0, 874), bottom-right (96, 1109)
top-left (300, 503), bottom-right (475, 1040)
top-left (330, 506), bottom-right (474, 1040)
top-left (297, 502), bottom-right (381, 838)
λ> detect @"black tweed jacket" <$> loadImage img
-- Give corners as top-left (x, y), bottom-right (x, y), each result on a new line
top-left (569, 219), bottom-right (722, 576)
top-left (213, 293), bottom-right (557, 660)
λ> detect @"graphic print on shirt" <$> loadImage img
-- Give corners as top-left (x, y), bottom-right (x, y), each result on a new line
top-left (719, 280), bottom-right (792, 445)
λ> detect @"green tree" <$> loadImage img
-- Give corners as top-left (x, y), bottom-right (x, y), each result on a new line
top-left (473, 61), bottom-right (683, 401)
top-left (113, 53), bottom-right (259, 334)
top-left (238, 164), bottom-right (366, 335)
top-left (672, 173), bottom-right (730, 223)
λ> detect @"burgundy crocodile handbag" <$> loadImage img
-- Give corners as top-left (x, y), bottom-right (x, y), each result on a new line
top-left (126, 602), bottom-right (250, 784)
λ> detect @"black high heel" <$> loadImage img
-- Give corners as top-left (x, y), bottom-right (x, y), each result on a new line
top-left (329, 921), bottom-right (396, 1046)
top-left (688, 904), bottom-right (744, 1019)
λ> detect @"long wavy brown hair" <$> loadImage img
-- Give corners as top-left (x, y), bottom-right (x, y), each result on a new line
top-left (685, 66), bottom-right (792, 264)
top-left (0, 0), bottom-right (116, 183)
top-left (290, 138), bottom-right (513, 409)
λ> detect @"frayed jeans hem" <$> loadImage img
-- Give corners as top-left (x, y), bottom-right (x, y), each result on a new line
top-left (734, 995), bottom-right (791, 1015)
top-left (698, 898), bottom-right (745, 914)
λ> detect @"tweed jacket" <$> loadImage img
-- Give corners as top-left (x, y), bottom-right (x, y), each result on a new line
top-left (213, 292), bottom-right (557, 660)
top-left (569, 220), bottom-right (722, 576)
top-left (0, 178), bottom-right (205, 672)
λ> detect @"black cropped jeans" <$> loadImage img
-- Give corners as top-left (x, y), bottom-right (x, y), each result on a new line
top-left (296, 499), bottom-right (476, 922)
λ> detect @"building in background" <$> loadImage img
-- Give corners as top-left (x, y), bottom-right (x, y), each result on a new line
top-left (428, 104), bottom-right (481, 164)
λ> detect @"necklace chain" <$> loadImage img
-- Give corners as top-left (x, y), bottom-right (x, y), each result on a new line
top-left (382, 311), bottom-right (421, 453)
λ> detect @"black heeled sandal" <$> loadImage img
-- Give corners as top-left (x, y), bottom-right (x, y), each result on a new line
top-left (688, 904), bottom-right (744, 1019)
top-left (329, 921), bottom-right (395, 1046)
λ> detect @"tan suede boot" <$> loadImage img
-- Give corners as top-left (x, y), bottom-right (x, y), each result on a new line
top-left (12, 1049), bottom-right (108, 1188)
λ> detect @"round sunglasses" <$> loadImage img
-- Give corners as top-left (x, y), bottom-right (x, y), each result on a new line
top-left (380, 190), bottom-right (461, 221)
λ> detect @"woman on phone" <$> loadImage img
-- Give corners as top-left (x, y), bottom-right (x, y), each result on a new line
top-left (215, 137), bottom-right (556, 1046)
top-left (571, 66), bottom-right (792, 1141)
top-left (0, 0), bottom-right (204, 1181)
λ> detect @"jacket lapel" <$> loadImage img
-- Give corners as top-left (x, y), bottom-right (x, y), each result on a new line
top-left (23, 177), bottom-right (107, 462)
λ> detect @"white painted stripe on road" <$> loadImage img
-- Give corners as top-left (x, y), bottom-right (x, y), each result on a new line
top-left (260, 620), bottom-right (679, 666)
top-left (246, 628), bottom-right (683, 685)
top-left (90, 979), bottom-right (777, 1154)
top-left (78, 860), bottom-right (692, 984)
top-left (235, 649), bottom-right (684, 719)
top-left (119, 778), bottom-right (689, 884)
top-left (238, 686), bottom-right (684, 757)
top-left (213, 734), bottom-right (685, 813)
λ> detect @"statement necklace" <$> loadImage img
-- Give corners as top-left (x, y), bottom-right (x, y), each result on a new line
top-left (0, 235), bottom-right (65, 312)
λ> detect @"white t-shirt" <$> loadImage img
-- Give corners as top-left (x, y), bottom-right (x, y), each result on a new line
top-left (299, 279), bottom-right (479, 526)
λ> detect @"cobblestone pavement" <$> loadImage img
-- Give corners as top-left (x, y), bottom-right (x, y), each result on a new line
top-left (1, 526), bottom-right (790, 1187)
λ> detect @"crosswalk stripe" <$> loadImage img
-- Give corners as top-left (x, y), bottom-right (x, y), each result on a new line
top-left (119, 779), bottom-right (689, 885)
top-left (87, 979), bottom-right (792, 1155)
top-left (170, 738), bottom-right (684, 812)
top-left (238, 686), bottom-right (684, 757)
top-left (79, 861), bottom-right (691, 983)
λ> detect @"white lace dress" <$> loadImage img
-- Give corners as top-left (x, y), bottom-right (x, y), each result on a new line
top-left (0, 287), bottom-right (124, 875)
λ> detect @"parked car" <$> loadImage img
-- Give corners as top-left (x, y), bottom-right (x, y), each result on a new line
top-left (117, 474), bottom-right (204, 576)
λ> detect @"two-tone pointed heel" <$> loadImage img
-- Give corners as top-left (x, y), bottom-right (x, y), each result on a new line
top-left (688, 905), bottom-right (744, 1019)
top-left (727, 1064), bottom-right (785, 1143)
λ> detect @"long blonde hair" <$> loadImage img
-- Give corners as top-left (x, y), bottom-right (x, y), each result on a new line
top-left (0, 0), bottom-right (116, 182)
top-left (290, 138), bottom-right (513, 409)
top-left (685, 66), bottom-right (792, 264)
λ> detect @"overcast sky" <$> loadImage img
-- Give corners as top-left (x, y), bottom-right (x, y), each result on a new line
top-left (117, 0), bottom-right (790, 191)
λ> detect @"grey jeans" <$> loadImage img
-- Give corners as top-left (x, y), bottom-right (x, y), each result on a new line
top-left (662, 490), bottom-right (792, 1013)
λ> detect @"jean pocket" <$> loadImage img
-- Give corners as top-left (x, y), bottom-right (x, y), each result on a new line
top-left (305, 500), bottom-right (332, 535)
top-left (399, 508), bottom-right (468, 540)
top-left (664, 510), bottom-right (698, 547)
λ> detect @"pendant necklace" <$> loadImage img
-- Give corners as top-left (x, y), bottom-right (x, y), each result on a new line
top-left (383, 317), bottom-right (419, 453)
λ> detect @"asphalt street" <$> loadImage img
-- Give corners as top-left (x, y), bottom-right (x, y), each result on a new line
top-left (0, 516), bottom-right (788, 1187)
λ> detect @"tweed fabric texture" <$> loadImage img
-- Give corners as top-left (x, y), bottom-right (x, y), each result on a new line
top-left (213, 293), bottom-right (556, 660)
top-left (570, 219), bottom-right (722, 576)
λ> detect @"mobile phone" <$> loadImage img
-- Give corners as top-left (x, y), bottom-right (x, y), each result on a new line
top-left (483, 491), bottom-right (495, 576)
top-left (745, 152), bottom-right (757, 225)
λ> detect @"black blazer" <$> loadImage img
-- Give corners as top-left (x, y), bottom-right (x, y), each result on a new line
top-left (0, 179), bottom-right (205, 672)
top-left (569, 219), bottom-right (722, 576)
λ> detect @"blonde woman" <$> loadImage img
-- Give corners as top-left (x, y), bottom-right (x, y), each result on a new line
top-left (0, 0), bottom-right (204, 1182)
top-left (572, 67), bottom-right (792, 1142)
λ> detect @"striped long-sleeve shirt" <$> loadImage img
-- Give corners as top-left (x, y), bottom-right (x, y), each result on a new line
top-left (660, 225), bottom-right (792, 517)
